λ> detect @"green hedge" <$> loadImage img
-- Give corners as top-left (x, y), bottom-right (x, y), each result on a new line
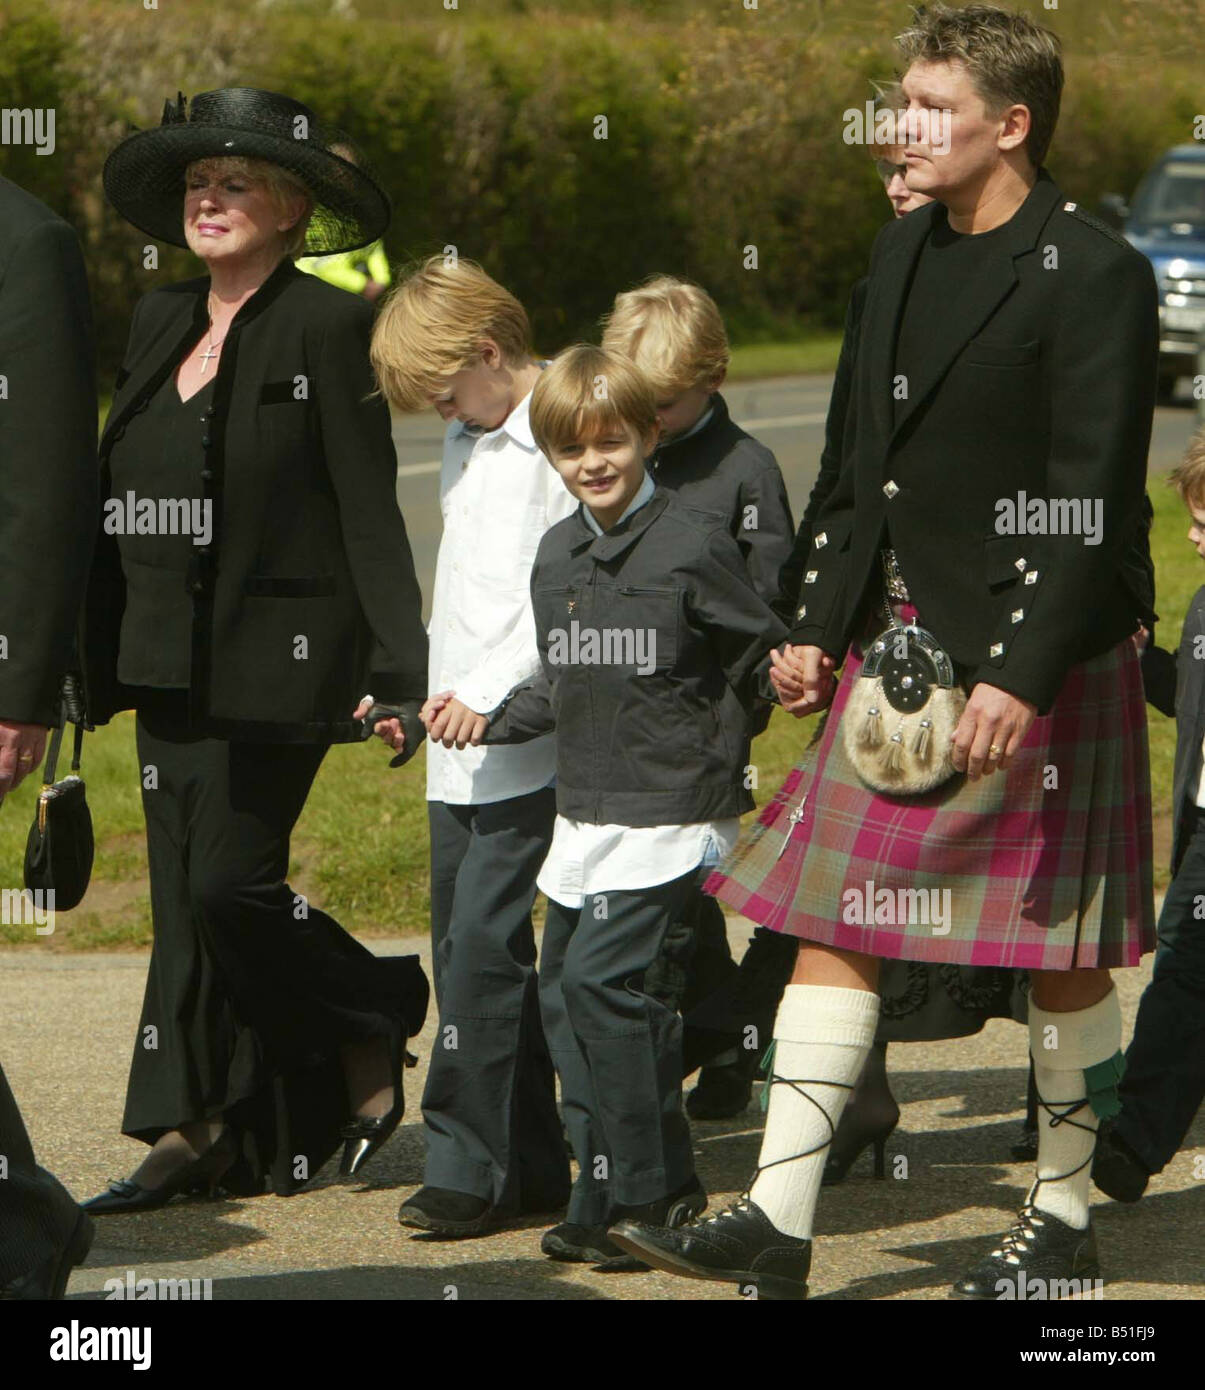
top-left (1, 0), bottom-right (1200, 377)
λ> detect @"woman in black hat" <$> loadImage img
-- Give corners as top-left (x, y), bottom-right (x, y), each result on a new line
top-left (80, 89), bottom-right (430, 1213)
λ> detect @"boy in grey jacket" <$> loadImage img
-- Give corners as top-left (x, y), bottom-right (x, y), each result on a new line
top-left (477, 345), bottom-right (787, 1268)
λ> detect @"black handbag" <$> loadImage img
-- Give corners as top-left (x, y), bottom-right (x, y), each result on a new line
top-left (23, 692), bottom-right (94, 912)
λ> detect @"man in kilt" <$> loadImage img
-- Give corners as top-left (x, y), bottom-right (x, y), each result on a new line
top-left (611, 3), bottom-right (1159, 1300)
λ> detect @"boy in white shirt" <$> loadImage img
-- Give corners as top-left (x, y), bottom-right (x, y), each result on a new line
top-left (370, 256), bottom-right (576, 1235)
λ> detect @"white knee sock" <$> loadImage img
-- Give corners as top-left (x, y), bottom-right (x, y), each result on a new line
top-left (1028, 988), bottom-right (1122, 1230)
top-left (748, 984), bottom-right (880, 1240)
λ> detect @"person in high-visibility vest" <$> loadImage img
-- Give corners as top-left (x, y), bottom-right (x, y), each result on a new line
top-left (299, 239), bottom-right (391, 302)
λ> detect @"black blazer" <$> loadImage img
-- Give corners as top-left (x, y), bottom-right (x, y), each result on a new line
top-left (81, 259), bottom-right (428, 743)
top-left (788, 170), bottom-right (1160, 715)
top-left (1141, 586), bottom-right (1205, 875)
top-left (0, 178), bottom-right (98, 728)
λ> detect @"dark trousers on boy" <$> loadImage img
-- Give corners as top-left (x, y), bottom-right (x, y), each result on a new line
top-left (422, 787), bottom-right (570, 1209)
top-left (540, 867), bottom-right (702, 1226)
top-left (1113, 805), bottom-right (1205, 1172)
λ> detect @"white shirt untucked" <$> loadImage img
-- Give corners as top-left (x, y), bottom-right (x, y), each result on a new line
top-left (537, 817), bottom-right (741, 909)
top-left (425, 388), bottom-right (577, 806)
top-left (534, 474), bottom-right (740, 907)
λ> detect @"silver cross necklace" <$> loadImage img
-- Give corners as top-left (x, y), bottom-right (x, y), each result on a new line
top-left (199, 293), bottom-right (229, 374)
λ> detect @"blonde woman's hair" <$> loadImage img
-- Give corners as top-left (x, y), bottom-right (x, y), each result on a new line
top-left (187, 156), bottom-right (313, 259)
top-left (370, 254), bottom-right (533, 413)
top-left (1169, 426), bottom-right (1205, 511)
top-left (600, 275), bottom-right (729, 400)
top-left (530, 344), bottom-right (658, 461)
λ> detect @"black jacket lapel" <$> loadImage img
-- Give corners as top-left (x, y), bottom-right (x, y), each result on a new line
top-left (865, 170), bottom-right (1066, 461)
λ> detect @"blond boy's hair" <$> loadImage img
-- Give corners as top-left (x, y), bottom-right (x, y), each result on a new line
top-left (600, 275), bottom-right (729, 399)
top-left (188, 156), bottom-right (314, 259)
top-left (370, 255), bottom-right (533, 412)
top-left (1169, 426), bottom-right (1205, 511)
top-left (530, 344), bottom-right (658, 461)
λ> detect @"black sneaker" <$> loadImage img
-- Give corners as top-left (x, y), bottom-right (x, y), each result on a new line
top-left (541, 1176), bottom-right (707, 1272)
top-left (687, 1056), bottom-right (754, 1121)
top-left (541, 1223), bottom-right (633, 1268)
top-left (610, 1195), bottom-right (812, 1300)
top-left (1092, 1121), bottom-right (1150, 1204)
top-left (950, 1203), bottom-right (1101, 1300)
top-left (398, 1186), bottom-right (496, 1237)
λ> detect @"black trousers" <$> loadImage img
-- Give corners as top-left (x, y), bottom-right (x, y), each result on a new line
top-left (541, 869), bottom-right (701, 1225)
top-left (0, 1062), bottom-right (82, 1284)
top-left (123, 693), bottom-right (426, 1192)
top-left (1116, 805), bottom-right (1205, 1173)
top-left (421, 788), bottom-right (568, 1207)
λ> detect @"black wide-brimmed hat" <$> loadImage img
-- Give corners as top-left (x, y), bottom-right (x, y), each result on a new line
top-left (102, 87), bottom-right (390, 255)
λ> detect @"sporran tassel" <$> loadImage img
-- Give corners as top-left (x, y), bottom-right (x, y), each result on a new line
top-left (912, 716), bottom-right (932, 761)
top-left (858, 704), bottom-right (884, 748)
top-left (880, 730), bottom-right (905, 774)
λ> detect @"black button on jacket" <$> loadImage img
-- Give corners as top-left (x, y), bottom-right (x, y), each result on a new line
top-left (81, 259), bottom-right (428, 743)
top-left (483, 489), bottom-right (789, 826)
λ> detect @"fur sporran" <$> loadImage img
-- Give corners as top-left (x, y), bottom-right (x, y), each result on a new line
top-left (842, 619), bottom-right (967, 795)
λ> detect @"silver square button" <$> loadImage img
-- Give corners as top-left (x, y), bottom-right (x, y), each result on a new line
top-left (1011, 608), bottom-right (1023, 623)
top-left (883, 480), bottom-right (900, 498)
top-left (989, 642), bottom-right (1004, 657)
top-left (1014, 557), bottom-right (1027, 572)
top-left (804, 570), bottom-right (818, 584)
top-left (1024, 570), bottom-right (1038, 585)
top-left (815, 531), bottom-right (827, 548)
top-left (796, 604), bottom-right (807, 620)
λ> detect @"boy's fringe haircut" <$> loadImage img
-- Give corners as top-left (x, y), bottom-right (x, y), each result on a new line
top-left (530, 344), bottom-right (658, 460)
top-left (1169, 426), bottom-right (1205, 510)
top-left (600, 274), bottom-right (729, 399)
top-left (370, 254), bottom-right (533, 413)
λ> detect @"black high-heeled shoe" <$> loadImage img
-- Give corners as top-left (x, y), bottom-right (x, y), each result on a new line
top-left (821, 1112), bottom-right (899, 1185)
top-left (339, 1025), bottom-right (411, 1180)
top-left (83, 1128), bottom-right (237, 1216)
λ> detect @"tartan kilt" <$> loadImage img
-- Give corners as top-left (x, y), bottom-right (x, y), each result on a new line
top-left (706, 633), bottom-right (1156, 971)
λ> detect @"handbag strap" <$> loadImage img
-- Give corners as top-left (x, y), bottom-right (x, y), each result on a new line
top-left (42, 720), bottom-right (84, 785)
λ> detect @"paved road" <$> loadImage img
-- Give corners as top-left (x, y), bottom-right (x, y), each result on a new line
top-left (393, 372), bottom-right (1205, 614)
top-left (1, 919), bottom-right (1200, 1302)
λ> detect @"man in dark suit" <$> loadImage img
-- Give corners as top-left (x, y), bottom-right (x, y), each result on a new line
top-left (0, 175), bottom-right (99, 1297)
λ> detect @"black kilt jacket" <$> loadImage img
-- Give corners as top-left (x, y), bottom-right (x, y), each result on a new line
top-left (81, 258), bottom-right (428, 743)
top-left (786, 169), bottom-right (1160, 716)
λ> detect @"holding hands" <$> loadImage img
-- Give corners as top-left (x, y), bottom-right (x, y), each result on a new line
top-left (769, 643), bottom-right (838, 717)
top-left (420, 691), bottom-right (488, 749)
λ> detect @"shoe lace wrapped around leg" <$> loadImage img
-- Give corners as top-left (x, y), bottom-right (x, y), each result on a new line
top-left (990, 1087), bottom-right (1096, 1263)
top-left (695, 1068), bottom-right (854, 1226)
